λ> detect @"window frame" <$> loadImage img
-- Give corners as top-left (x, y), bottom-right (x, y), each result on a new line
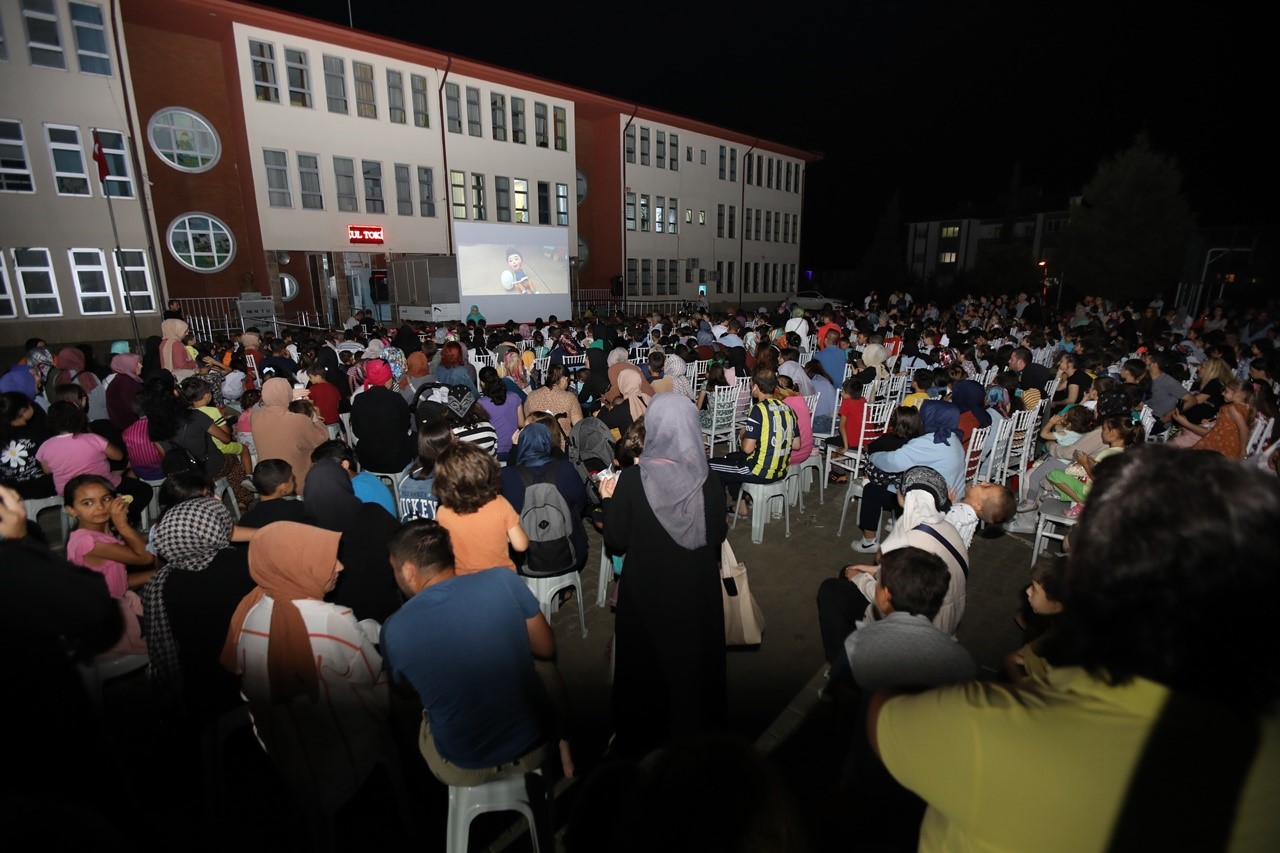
top-left (513, 178), bottom-right (529, 223)
top-left (553, 106), bottom-right (567, 151)
top-left (445, 82), bottom-right (461, 133)
top-left (67, 247), bottom-right (114, 315)
top-left (333, 156), bottom-right (358, 212)
top-left (146, 108), bottom-right (220, 173)
top-left (22, 0), bottom-right (65, 69)
top-left (297, 152), bottom-right (323, 210)
top-left (263, 148), bottom-right (291, 208)
top-left (465, 86), bottom-right (482, 137)
top-left (11, 246), bottom-right (63, 316)
top-left (94, 128), bottom-right (132, 198)
top-left (69, 1), bottom-right (111, 76)
top-left (323, 55), bottom-right (347, 114)
top-left (491, 93), bottom-right (507, 141)
top-left (495, 176), bottom-right (511, 222)
top-left (537, 180), bottom-right (550, 225)
top-left (639, 127), bottom-right (649, 166)
top-left (411, 74), bottom-right (429, 128)
top-left (449, 169), bottom-right (466, 219)
top-left (113, 249), bottom-right (156, 313)
top-left (394, 163), bottom-right (412, 216)
top-left (362, 159), bottom-right (384, 214)
top-left (353, 61), bottom-right (377, 119)
top-left (417, 166), bottom-right (436, 217)
top-left (0, 258), bottom-right (15, 318)
top-left (511, 97), bottom-right (526, 144)
top-left (470, 172), bottom-right (487, 220)
top-left (44, 123), bottom-right (90, 197)
top-left (284, 47), bottom-right (311, 108)
top-left (249, 39), bottom-right (280, 103)
top-left (166, 213), bottom-right (235, 274)
top-left (386, 69), bottom-right (405, 124)
top-left (556, 182), bottom-right (569, 226)
top-left (534, 102), bottom-right (549, 148)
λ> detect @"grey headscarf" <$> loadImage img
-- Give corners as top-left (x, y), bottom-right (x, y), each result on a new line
top-left (606, 347), bottom-right (630, 367)
top-left (638, 394), bottom-right (709, 550)
top-left (662, 353), bottom-right (695, 400)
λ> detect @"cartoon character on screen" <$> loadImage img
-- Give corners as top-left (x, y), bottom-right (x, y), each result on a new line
top-left (500, 246), bottom-right (535, 294)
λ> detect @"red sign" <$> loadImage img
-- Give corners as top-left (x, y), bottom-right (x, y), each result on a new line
top-left (347, 224), bottom-right (385, 244)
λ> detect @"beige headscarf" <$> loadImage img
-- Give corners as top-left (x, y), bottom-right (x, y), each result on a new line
top-left (249, 378), bottom-right (327, 493)
top-left (160, 318), bottom-right (196, 374)
top-left (861, 343), bottom-right (890, 381)
top-left (617, 368), bottom-right (651, 421)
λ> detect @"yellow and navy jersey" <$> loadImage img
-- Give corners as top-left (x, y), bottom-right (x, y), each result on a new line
top-left (743, 397), bottom-right (798, 480)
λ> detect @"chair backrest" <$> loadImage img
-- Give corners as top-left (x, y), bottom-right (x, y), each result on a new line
top-left (1042, 377), bottom-right (1060, 402)
top-left (963, 425), bottom-right (990, 486)
top-left (1245, 415), bottom-right (1273, 458)
top-left (732, 379), bottom-right (754, 424)
top-left (708, 384), bottom-right (739, 430)
top-left (560, 354), bottom-right (586, 368)
top-left (471, 352), bottom-right (496, 369)
top-left (861, 400), bottom-right (896, 445)
top-left (1139, 404), bottom-right (1159, 443)
top-left (803, 393), bottom-right (820, 427)
top-left (983, 415), bottom-right (1017, 482)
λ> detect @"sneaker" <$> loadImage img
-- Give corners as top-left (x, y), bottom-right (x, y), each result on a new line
top-left (240, 477), bottom-right (257, 493)
top-left (1003, 514), bottom-right (1038, 534)
top-left (1016, 498), bottom-right (1038, 513)
top-left (851, 538), bottom-right (879, 553)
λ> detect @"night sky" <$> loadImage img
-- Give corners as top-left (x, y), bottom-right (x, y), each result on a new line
top-left (244, 0), bottom-right (1273, 270)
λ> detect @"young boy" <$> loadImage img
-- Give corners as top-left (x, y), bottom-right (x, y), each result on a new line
top-left (902, 369), bottom-right (933, 408)
top-left (310, 440), bottom-right (396, 517)
top-left (305, 362), bottom-right (342, 439)
top-left (826, 379), bottom-right (867, 483)
top-left (238, 458), bottom-right (306, 527)
top-left (944, 481), bottom-right (1017, 548)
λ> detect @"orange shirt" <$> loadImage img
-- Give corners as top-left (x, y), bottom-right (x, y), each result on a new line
top-left (436, 496), bottom-right (520, 574)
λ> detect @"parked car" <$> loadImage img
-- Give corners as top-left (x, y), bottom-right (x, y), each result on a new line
top-left (792, 291), bottom-right (844, 312)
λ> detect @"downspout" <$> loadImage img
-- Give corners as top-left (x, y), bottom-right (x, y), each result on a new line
top-left (621, 107), bottom-right (637, 311)
top-left (738, 140), bottom-right (757, 310)
top-left (437, 57), bottom-right (454, 253)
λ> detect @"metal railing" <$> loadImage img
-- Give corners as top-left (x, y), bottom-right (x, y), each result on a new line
top-left (174, 298), bottom-right (332, 341)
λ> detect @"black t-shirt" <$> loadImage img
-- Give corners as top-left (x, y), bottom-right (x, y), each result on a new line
top-left (1018, 362), bottom-right (1054, 393)
top-left (238, 497), bottom-right (308, 528)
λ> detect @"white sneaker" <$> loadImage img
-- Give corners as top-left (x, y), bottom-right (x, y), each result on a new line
top-left (240, 478), bottom-right (257, 493)
top-left (1004, 514), bottom-right (1038, 534)
top-left (851, 538), bottom-right (879, 553)
top-left (1016, 498), bottom-right (1038, 513)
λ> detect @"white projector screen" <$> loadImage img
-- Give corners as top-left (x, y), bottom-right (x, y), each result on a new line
top-left (455, 222), bottom-right (572, 324)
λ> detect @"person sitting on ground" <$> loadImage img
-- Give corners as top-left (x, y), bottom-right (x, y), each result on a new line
top-left (1003, 555), bottom-right (1066, 683)
top-left (236, 458), bottom-right (306, 528)
top-left (310, 439), bottom-right (396, 518)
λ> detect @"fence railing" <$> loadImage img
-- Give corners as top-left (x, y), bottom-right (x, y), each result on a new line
top-left (175, 298), bottom-right (332, 341)
top-left (571, 291), bottom-right (690, 318)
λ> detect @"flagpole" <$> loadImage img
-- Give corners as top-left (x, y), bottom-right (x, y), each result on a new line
top-left (95, 129), bottom-right (143, 353)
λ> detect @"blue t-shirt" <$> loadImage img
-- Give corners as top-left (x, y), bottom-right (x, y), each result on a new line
top-left (381, 568), bottom-right (551, 768)
top-left (815, 346), bottom-right (848, 391)
top-left (351, 470), bottom-right (396, 517)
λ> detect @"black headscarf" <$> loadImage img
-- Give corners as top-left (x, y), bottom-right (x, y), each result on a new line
top-left (391, 324), bottom-right (422, 356)
top-left (580, 347), bottom-right (611, 406)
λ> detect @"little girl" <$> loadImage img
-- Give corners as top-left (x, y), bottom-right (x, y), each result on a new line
top-left (1046, 414), bottom-right (1144, 517)
top-left (432, 439), bottom-right (527, 574)
top-left (1040, 404), bottom-right (1095, 449)
top-left (64, 474), bottom-right (154, 655)
top-left (36, 400), bottom-right (152, 523)
top-left (1004, 556), bottom-right (1066, 683)
top-left (1174, 378), bottom-right (1256, 460)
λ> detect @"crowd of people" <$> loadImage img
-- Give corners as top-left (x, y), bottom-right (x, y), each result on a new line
top-left (4, 288), bottom-right (1278, 849)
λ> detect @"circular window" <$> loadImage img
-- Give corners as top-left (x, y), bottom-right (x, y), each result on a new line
top-left (575, 169), bottom-right (588, 204)
top-left (148, 108), bottom-right (221, 172)
top-left (167, 213), bottom-right (235, 273)
top-left (280, 273), bottom-right (299, 302)
top-left (577, 235), bottom-right (589, 270)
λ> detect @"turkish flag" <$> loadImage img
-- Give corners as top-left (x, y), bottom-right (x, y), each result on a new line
top-left (91, 130), bottom-right (109, 184)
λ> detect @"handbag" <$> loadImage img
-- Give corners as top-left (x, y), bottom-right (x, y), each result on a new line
top-left (721, 539), bottom-right (764, 646)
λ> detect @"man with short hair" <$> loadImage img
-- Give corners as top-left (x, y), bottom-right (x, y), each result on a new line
top-left (815, 330), bottom-right (850, 387)
top-left (708, 368), bottom-right (799, 516)
top-left (1008, 346), bottom-right (1052, 394)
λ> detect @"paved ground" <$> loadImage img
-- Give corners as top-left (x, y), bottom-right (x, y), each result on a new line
top-left (65, 475), bottom-right (1047, 852)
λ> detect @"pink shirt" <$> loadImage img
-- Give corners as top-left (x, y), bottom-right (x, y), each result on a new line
top-left (35, 432), bottom-right (119, 495)
top-left (66, 528), bottom-right (128, 598)
top-left (785, 395), bottom-right (814, 463)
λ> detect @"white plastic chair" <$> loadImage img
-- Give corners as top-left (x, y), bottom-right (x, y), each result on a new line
top-left (447, 770), bottom-right (550, 853)
top-left (23, 494), bottom-right (70, 549)
top-left (365, 470), bottom-right (403, 509)
top-left (701, 384), bottom-right (739, 456)
top-left (522, 572), bottom-right (587, 638)
top-left (730, 479), bottom-right (791, 544)
top-left (78, 652), bottom-right (149, 710)
top-left (1030, 498), bottom-right (1080, 567)
top-left (963, 425), bottom-right (991, 489)
top-left (1245, 415), bottom-right (1273, 459)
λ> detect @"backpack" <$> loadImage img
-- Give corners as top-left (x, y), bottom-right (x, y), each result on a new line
top-left (516, 460), bottom-right (577, 577)
top-left (567, 417), bottom-right (616, 484)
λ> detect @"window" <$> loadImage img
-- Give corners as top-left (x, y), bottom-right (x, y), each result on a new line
top-left (746, 154), bottom-right (754, 186)
top-left (534, 102), bottom-right (548, 148)
top-left (793, 214), bottom-right (799, 243)
top-left (263, 148), bottom-right (290, 207)
top-left (667, 198), bottom-right (677, 234)
top-left (728, 205), bottom-right (735, 239)
top-left (754, 209), bottom-right (761, 240)
top-left (353, 62), bottom-right (376, 119)
top-left (626, 258), bottom-right (638, 297)
top-left (715, 261), bottom-right (723, 294)
top-left (362, 160), bottom-right (384, 213)
top-left (686, 145), bottom-right (692, 162)
top-left (639, 194), bottom-right (649, 232)
top-left (12, 247), bottom-right (61, 316)
top-left (417, 166), bottom-right (435, 216)
top-left (68, 248), bottom-right (113, 314)
top-left (785, 162), bottom-right (792, 192)
top-left (283, 48), bottom-right (310, 107)
top-left (655, 196), bottom-right (664, 234)
top-left (147, 109), bottom-right (218, 172)
top-left (45, 124), bottom-right (89, 196)
top-left (625, 193), bottom-right (636, 231)
top-left (556, 182), bottom-right (569, 226)
top-left (940, 251), bottom-right (958, 264)
top-left (729, 148), bottom-right (737, 182)
top-left (537, 181), bottom-right (550, 225)
top-left (700, 149), bottom-right (707, 166)
top-left (386, 70), bottom-right (405, 123)
top-left (511, 97), bottom-right (526, 144)
top-left (70, 2), bottom-right (110, 75)
top-left (22, 0), bottom-right (64, 69)
top-left (114, 249), bottom-right (155, 312)
top-left (491, 93), bottom-right (507, 141)
top-left (0, 10), bottom-right (8, 61)
top-left (333, 156), bottom-right (357, 211)
top-left (624, 125), bottom-right (635, 163)
top-left (941, 225), bottom-right (960, 238)
top-left (513, 179), bottom-right (529, 223)
top-left (685, 208), bottom-right (692, 224)
top-left (249, 40), bottom-right (279, 103)
top-left (449, 170), bottom-right (466, 218)
top-left (553, 106), bottom-right (567, 151)
top-left (465, 86), bottom-right (482, 137)
top-left (641, 259), bottom-right (651, 296)
top-left (718, 146), bottom-right (726, 179)
top-left (167, 214), bottom-right (234, 273)
top-left (0, 262), bottom-right (15, 318)
top-left (445, 83), bottom-right (461, 133)
top-left (764, 210), bottom-right (771, 242)
top-left (656, 131), bottom-right (665, 169)
top-left (323, 55), bottom-right (347, 114)
top-left (727, 261), bottom-right (735, 294)
top-left (495, 176), bottom-right (511, 222)
top-left (698, 209), bottom-right (706, 225)
top-left (716, 204), bottom-right (724, 238)
top-left (767, 158), bottom-right (774, 189)
top-left (92, 129), bottom-right (131, 197)
top-left (297, 153), bottom-right (322, 209)
top-left (411, 74), bottom-right (429, 127)
top-left (639, 127), bottom-right (649, 166)
top-left (394, 164), bottom-right (412, 215)
top-left (470, 173), bottom-right (486, 220)
top-left (669, 134), bottom-right (678, 171)
top-left (783, 213), bottom-right (790, 243)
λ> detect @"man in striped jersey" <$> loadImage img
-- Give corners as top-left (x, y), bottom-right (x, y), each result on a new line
top-left (709, 367), bottom-right (799, 517)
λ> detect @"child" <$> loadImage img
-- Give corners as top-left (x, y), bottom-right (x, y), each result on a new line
top-left (222, 354), bottom-right (249, 404)
top-left (856, 403), bottom-right (921, 493)
top-left (238, 458), bottom-right (306, 527)
top-left (1004, 555), bottom-right (1066, 682)
top-left (826, 379), bottom-right (866, 483)
top-left (181, 377), bottom-right (253, 510)
top-left (36, 400), bottom-right (151, 523)
top-left (305, 362), bottom-right (343, 439)
top-left (1046, 414), bottom-right (1144, 517)
top-left (234, 388), bottom-right (262, 473)
top-left (432, 440), bottom-right (527, 574)
top-left (944, 480), bottom-right (1017, 547)
top-left (63, 474), bottom-right (153, 655)
top-left (310, 439), bottom-right (396, 517)
top-left (397, 421), bottom-right (454, 523)
top-left (1039, 404), bottom-right (1095, 452)
top-left (902, 369), bottom-right (933, 408)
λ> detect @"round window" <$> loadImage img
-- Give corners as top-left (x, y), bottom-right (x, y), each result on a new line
top-left (280, 273), bottom-right (299, 302)
top-left (167, 213), bottom-right (235, 273)
top-left (575, 169), bottom-right (588, 204)
top-left (148, 108), bottom-right (221, 172)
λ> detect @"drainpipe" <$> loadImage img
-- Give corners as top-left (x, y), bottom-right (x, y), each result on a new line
top-left (738, 140), bottom-right (757, 311)
top-left (621, 107), bottom-right (637, 314)
top-left (437, 58), bottom-right (454, 253)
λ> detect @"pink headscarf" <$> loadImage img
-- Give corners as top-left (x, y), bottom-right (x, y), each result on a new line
top-left (363, 358), bottom-right (392, 391)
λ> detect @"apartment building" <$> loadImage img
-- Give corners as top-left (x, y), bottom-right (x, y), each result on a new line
top-left (904, 202), bottom-right (1073, 289)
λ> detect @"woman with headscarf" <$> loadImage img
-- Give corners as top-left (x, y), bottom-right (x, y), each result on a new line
top-left (660, 353), bottom-right (695, 400)
top-left (250, 377), bottom-right (328, 494)
top-left (159, 318), bottom-right (198, 381)
top-left (856, 343), bottom-right (891, 386)
top-left (142, 497), bottom-right (251, 719)
top-left (853, 399), bottom-right (966, 553)
top-left (105, 353), bottom-right (144, 432)
top-left (466, 305), bottom-right (485, 325)
top-left (402, 350), bottom-right (434, 404)
top-left (499, 351), bottom-right (530, 403)
top-left (548, 333), bottom-right (579, 367)
top-left (55, 347), bottom-right (100, 396)
top-left (951, 379), bottom-right (993, 446)
top-left (602, 348), bottom-right (655, 408)
top-left (500, 422), bottom-right (589, 577)
top-left (600, 369), bottom-right (650, 435)
top-left (381, 345), bottom-right (410, 395)
top-left (302, 459), bottom-right (404, 624)
top-left (390, 323), bottom-right (422, 356)
top-left (597, 394), bottom-right (728, 759)
top-left (349, 360), bottom-right (414, 474)
top-left (221, 522), bottom-right (389, 810)
top-left (26, 347), bottom-right (55, 402)
top-left (578, 347), bottom-right (611, 416)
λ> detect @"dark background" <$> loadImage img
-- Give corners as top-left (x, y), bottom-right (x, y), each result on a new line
top-left (245, 0), bottom-right (1274, 271)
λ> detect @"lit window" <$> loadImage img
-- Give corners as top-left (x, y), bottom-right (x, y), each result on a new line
top-left (939, 251), bottom-right (957, 264)
top-left (114, 249), bottom-right (155, 312)
top-left (386, 70), bottom-right (405, 124)
top-left (147, 108), bottom-right (219, 172)
top-left (167, 213), bottom-right (235, 273)
top-left (353, 62), bottom-right (376, 119)
top-left (466, 86), bottom-right (482, 137)
top-left (95, 130), bottom-right (132, 197)
top-left (667, 198), bottom-right (677, 234)
top-left (491, 93), bottom-right (507, 141)
top-left (11, 247), bottom-right (62, 316)
top-left (68, 248), bottom-right (113, 314)
top-left (394, 164), bottom-right (412, 215)
top-left (333, 156), bottom-right (357, 211)
top-left (263, 149), bottom-right (290, 207)
top-left (640, 194), bottom-right (649, 232)
top-left (249, 40), bottom-right (279, 103)
top-left (655, 196), bottom-right (664, 234)
top-left (556, 182), bottom-right (569, 226)
top-left (511, 97), bottom-right (525, 144)
top-left (417, 166), bottom-right (435, 217)
top-left (513, 179), bottom-right (529, 223)
top-left (21, 0), bottom-right (64, 69)
top-left (553, 106), bottom-right (567, 151)
top-left (449, 170), bottom-right (466, 218)
top-left (941, 225), bottom-right (959, 238)
top-left (411, 74), bottom-right (429, 127)
top-left (470, 172), bottom-right (486, 220)
top-left (45, 124), bottom-right (90, 196)
top-left (297, 153), bottom-right (322, 210)
top-left (323, 56), bottom-right (347, 114)
top-left (285, 48), bottom-right (311, 107)
top-left (363, 160), bottom-right (384, 213)
top-left (445, 83), bottom-right (461, 133)
top-left (70, 2), bottom-right (110, 75)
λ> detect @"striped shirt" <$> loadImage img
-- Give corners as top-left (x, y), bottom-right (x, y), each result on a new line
top-left (743, 397), bottom-right (798, 480)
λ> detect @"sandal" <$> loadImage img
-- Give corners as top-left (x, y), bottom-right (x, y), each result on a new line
top-left (829, 472), bottom-right (849, 484)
